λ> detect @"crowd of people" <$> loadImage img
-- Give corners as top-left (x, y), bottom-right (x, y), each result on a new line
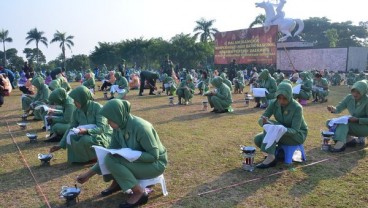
top-left (1, 58), bottom-right (368, 207)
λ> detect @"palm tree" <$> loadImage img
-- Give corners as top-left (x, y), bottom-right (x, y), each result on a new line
top-left (193, 18), bottom-right (219, 43)
top-left (0, 29), bottom-right (13, 66)
top-left (50, 30), bottom-right (74, 68)
top-left (25, 28), bottom-right (48, 66)
top-left (249, 14), bottom-right (266, 28)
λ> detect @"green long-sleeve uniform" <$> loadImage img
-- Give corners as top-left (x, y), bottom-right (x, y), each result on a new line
top-left (163, 73), bottom-right (177, 95)
top-left (22, 76), bottom-right (50, 120)
top-left (48, 88), bottom-right (76, 136)
top-left (254, 82), bottom-right (308, 154)
top-left (233, 71), bottom-right (245, 93)
top-left (257, 69), bottom-right (277, 104)
top-left (312, 77), bottom-right (329, 101)
top-left (220, 73), bottom-right (232, 91)
top-left (294, 71), bottom-right (312, 100)
top-left (346, 71), bottom-right (356, 86)
top-left (327, 81), bottom-right (368, 143)
top-left (331, 73), bottom-right (342, 86)
top-left (176, 75), bottom-right (195, 103)
top-left (207, 77), bottom-right (233, 111)
top-left (59, 86), bottom-right (112, 163)
top-left (91, 100), bottom-right (168, 192)
top-left (112, 72), bottom-right (129, 99)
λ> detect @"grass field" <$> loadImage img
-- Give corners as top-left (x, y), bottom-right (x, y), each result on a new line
top-left (1, 82), bottom-right (368, 208)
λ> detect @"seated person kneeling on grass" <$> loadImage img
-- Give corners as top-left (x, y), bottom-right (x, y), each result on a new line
top-left (205, 76), bottom-right (233, 113)
top-left (21, 76), bottom-right (50, 120)
top-left (76, 100), bottom-right (168, 208)
top-left (50, 86), bottom-right (112, 163)
top-left (176, 74), bottom-right (195, 105)
top-left (44, 88), bottom-right (76, 142)
top-left (109, 72), bottom-right (129, 100)
top-left (254, 81), bottom-right (308, 169)
top-left (326, 80), bottom-right (368, 152)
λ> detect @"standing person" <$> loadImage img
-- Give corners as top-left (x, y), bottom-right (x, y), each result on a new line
top-left (49, 86), bottom-right (112, 163)
top-left (22, 61), bottom-right (31, 79)
top-left (76, 100), bottom-right (168, 207)
top-left (254, 81), bottom-right (308, 168)
top-left (326, 81), bottom-right (368, 152)
top-left (228, 59), bottom-right (238, 83)
top-left (118, 59), bottom-right (126, 77)
top-left (161, 55), bottom-right (174, 92)
top-left (139, 71), bottom-right (159, 96)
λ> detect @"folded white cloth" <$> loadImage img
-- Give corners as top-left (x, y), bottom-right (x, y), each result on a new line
top-left (328, 115), bottom-right (351, 127)
top-left (92, 146), bottom-right (143, 175)
top-left (35, 105), bottom-right (63, 113)
top-left (66, 124), bottom-right (97, 145)
top-left (252, 88), bottom-right (268, 97)
top-left (292, 84), bottom-right (301, 94)
top-left (262, 124), bottom-right (287, 149)
top-left (296, 78), bottom-right (303, 84)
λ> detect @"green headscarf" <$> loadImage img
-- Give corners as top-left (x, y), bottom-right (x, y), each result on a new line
top-left (299, 71), bottom-right (308, 80)
top-left (237, 71), bottom-right (243, 77)
top-left (275, 82), bottom-right (293, 102)
top-left (100, 99), bottom-right (131, 129)
top-left (31, 76), bottom-right (44, 89)
top-left (259, 69), bottom-right (270, 80)
top-left (114, 71), bottom-right (122, 80)
top-left (186, 74), bottom-right (193, 81)
top-left (69, 85), bottom-right (93, 112)
top-left (211, 76), bottom-right (223, 88)
top-left (351, 80), bottom-right (368, 95)
top-left (220, 73), bottom-right (227, 79)
top-left (49, 88), bottom-right (67, 105)
top-left (48, 79), bottom-right (61, 91)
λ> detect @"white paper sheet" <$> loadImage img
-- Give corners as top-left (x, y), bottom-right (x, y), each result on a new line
top-left (312, 86), bottom-right (324, 92)
top-left (66, 124), bottom-right (97, 145)
top-left (292, 84), bottom-right (301, 94)
top-left (35, 105), bottom-right (63, 113)
top-left (328, 115), bottom-right (351, 127)
top-left (262, 124), bottom-right (287, 149)
top-left (92, 146), bottom-right (142, 175)
top-left (110, 85), bottom-right (126, 94)
top-left (252, 88), bottom-right (268, 97)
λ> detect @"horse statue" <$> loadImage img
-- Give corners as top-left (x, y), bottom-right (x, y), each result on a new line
top-left (255, 0), bottom-right (304, 42)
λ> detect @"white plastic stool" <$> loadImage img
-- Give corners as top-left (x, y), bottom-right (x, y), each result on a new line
top-left (138, 174), bottom-right (168, 196)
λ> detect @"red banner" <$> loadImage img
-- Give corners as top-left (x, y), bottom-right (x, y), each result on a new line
top-left (214, 26), bottom-right (278, 64)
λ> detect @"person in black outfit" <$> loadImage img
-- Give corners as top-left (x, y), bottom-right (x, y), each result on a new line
top-left (139, 71), bottom-right (159, 96)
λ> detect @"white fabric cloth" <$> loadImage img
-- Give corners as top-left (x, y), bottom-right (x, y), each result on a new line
top-left (252, 88), bottom-right (268, 97)
top-left (34, 105), bottom-right (63, 113)
top-left (262, 124), bottom-right (288, 149)
top-left (66, 124), bottom-right (97, 145)
top-left (312, 86), bottom-right (324, 92)
top-left (328, 115), bottom-right (351, 127)
top-left (110, 85), bottom-right (126, 94)
top-left (296, 78), bottom-right (303, 84)
top-left (292, 84), bottom-right (301, 94)
top-left (92, 145), bottom-right (142, 175)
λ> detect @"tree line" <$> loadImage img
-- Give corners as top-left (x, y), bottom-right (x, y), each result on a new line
top-left (1, 17), bottom-right (367, 72)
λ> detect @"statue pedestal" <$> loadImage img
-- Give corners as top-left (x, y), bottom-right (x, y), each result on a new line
top-left (277, 41), bottom-right (314, 49)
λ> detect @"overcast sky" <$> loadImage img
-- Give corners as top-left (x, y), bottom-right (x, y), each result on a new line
top-left (1, 0), bottom-right (366, 61)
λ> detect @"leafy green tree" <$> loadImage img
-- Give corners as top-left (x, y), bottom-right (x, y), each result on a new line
top-left (0, 48), bottom-right (24, 69)
top-left (89, 42), bottom-right (120, 68)
top-left (0, 29), bottom-right (13, 66)
top-left (50, 30), bottom-right (74, 68)
top-left (25, 28), bottom-right (48, 66)
top-left (193, 18), bottom-right (219, 43)
top-left (120, 38), bottom-right (151, 68)
top-left (325, 28), bottom-right (339, 47)
top-left (23, 48), bottom-right (46, 64)
top-left (66, 54), bottom-right (90, 70)
top-left (249, 14), bottom-right (266, 28)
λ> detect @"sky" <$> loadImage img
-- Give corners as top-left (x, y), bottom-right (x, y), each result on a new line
top-left (1, 0), bottom-right (366, 62)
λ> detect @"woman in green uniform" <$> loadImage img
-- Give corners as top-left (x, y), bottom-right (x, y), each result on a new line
top-left (326, 80), bottom-right (368, 152)
top-left (176, 75), bottom-right (195, 105)
top-left (233, 71), bottom-right (245, 94)
top-left (206, 77), bottom-right (233, 113)
top-left (76, 100), bottom-right (168, 208)
top-left (109, 71), bottom-right (129, 99)
top-left (254, 81), bottom-right (308, 168)
top-left (293, 71), bottom-right (312, 101)
top-left (254, 69), bottom-right (277, 108)
top-left (220, 72), bottom-right (233, 92)
top-left (21, 76), bottom-right (50, 120)
top-left (44, 88), bottom-right (76, 142)
top-left (312, 73), bottom-right (329, 103)
top-left (50, 86), bottom-right (112, 163)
